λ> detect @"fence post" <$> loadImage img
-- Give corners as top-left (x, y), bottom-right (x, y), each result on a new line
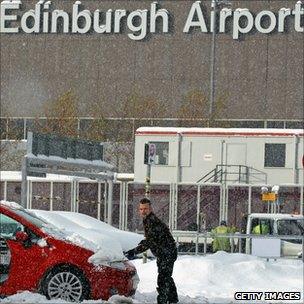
top-left (21, 157), bottom-right (28, 208)
top-left (107, 180), bottom-right (113, 225)
top-left (50, 181), bottom-right (54, 211)
top-left (196, 185), bottom-right (201, 232)
top-left (246, 166), bottom-right (249, 184)
top-left (97, 182), bottom-right (101, 220)
top-left (248, 185), bottom-right (252, 215)
top-left (204, 234), bottom-right (207, 255)
top-left (300, 185), bottom-right (303, 216)
top-left (302, 236), bottom-right (304, 264)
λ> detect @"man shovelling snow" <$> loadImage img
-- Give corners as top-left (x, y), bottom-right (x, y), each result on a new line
top-left (124, 198), bottom-right (179, 304)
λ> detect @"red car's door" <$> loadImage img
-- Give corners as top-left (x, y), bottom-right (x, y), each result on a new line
top-left (0, 212), bottom-right (49, 295)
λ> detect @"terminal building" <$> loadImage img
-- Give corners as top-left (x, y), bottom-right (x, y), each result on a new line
top-left (0, 1), bottom-right (303, 233)
top-left (1, 0), bottom-right (303, 138)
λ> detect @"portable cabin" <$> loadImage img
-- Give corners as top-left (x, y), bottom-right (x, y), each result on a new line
top-left (134, 127), bottom-right (304, 185)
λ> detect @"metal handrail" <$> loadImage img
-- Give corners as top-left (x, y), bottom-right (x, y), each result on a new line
top-left (1, 117), bottom-right (302, 141)
top-left (197, 168), bottom-right (223, 183)
top-left (173, 231), bottom-right (304, 260)
top-left (173, 230), bottom-right (304, 241)
top-left (197, 165), bottom-right (267, 185)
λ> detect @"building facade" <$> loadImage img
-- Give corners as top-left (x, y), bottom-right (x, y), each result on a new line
top-left (1, 0), bottom-right (303, 124)
top-left (134, 127), bottom-right (304, 185)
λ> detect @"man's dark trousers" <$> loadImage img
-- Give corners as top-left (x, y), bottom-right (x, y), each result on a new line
top-left (156, 252), bottom-right (178, 304)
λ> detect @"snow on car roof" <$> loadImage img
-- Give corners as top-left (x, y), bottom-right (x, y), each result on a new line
top-left (52, 211), bottom-right (144, 251)
top-left (0, 200), bottom-right (24, 210)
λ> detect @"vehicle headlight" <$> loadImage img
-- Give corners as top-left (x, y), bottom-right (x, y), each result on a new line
top-left (109, 262), bottom-right (127, 270)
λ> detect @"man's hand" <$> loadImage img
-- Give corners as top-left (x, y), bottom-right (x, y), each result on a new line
top-left (123, 249), bottom-right (136, 260)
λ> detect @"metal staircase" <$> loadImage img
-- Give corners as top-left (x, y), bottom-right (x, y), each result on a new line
top-left (197, 164), bottom-right (267, 185)
top-left (196, 164), bottom-right (268, 224)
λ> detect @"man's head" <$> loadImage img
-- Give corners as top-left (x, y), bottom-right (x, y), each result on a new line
top-left (139, 198), bottom-right (152, 218)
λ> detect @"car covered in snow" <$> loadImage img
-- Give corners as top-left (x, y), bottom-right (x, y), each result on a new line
top-left (0, 201), bottom-right (139, 301)
top-left (30, 209), bottom-right (144, 253)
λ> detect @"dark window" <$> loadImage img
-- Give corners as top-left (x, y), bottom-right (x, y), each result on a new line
top-left (285, 121), bottom-right (303, 129)
top-left (8, 119), bottom-right (24, 140)
top-left (264, 144), bottom-right (286, 167)
top-left (104, 119), bottom-right (133, 142)
top-left (0, 118), bottom-right (8, 140)
top-left (228, 121), bottom-right (264, 128)
top-left (26, 119), bottom-right (46, 136)
top-left (277, 219), bottom-right (304, 236)
top-left (266, 121), bottom-right (284, 129)
top-left (251, 218), bottom-right (274, 235)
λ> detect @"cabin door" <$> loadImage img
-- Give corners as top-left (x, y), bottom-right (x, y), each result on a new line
top-left (224, 143), bottom-right (247, 183)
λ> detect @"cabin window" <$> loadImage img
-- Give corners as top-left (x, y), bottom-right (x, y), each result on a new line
top-left (277, 219), bottom-right (304, 236)
top-left (264, 143), bottom-right (286, 167)
top-left (150, 142), bottom-right (169, 165)
top-left (251, 218), bottom-right (274, 235)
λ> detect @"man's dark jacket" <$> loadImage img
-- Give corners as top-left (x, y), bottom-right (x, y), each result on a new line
top-left (133, 212), bottom-right (177, 258)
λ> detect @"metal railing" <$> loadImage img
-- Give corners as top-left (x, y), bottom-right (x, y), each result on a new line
top-left (197, 165), bottom-right (267, 184)
top-left (172, 231), bottom-right (304, 262)
top-left (1, 117), bottom-right (303, 141)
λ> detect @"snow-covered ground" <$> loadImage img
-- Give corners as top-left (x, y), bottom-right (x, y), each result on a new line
top-left (132, 252), bottom-right (303, 303)
top-left (2, 252), bottom-right (303, 304)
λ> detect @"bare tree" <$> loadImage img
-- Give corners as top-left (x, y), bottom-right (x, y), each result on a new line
top-left (34, 90), bottom-right (79, 137)
top-left (177, 89), bottom-right (231, 127)
top-left (120, 91), bottom-right (164, 119)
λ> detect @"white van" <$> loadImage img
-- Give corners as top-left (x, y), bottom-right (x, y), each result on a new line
top-left (246, 213), bottom-right (304, 257)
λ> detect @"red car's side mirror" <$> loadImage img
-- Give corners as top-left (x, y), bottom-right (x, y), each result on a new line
top-left (15, 231), bottom-right (29, 242)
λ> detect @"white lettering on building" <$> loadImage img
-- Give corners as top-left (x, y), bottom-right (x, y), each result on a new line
top-left (0, 0), bottom-right (303, 40)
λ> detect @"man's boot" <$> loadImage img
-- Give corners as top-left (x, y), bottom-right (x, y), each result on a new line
top-left (167, 297), bottom-right (179, 304)
top-left (156, 287), bottom-right (168, 304)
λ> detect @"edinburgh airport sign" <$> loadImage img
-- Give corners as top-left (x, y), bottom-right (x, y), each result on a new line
top-left (0, 0), bottom-right (303, 40)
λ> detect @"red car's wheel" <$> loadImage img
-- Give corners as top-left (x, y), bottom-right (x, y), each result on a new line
top-left (41, 266), bottom-right (90, 302)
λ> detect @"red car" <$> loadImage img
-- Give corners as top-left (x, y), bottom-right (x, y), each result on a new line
top-left (0, 202), bottom-right (139, 301)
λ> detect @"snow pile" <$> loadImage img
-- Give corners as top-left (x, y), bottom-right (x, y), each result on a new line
top-left (2, 253), bottom-right (303, 303)
top-left (108, 295), bottom-right (133, 303)
top-left (132, 252), bottom-right (303, 303)
top-left (0, 291), bottom-right (69, 303)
